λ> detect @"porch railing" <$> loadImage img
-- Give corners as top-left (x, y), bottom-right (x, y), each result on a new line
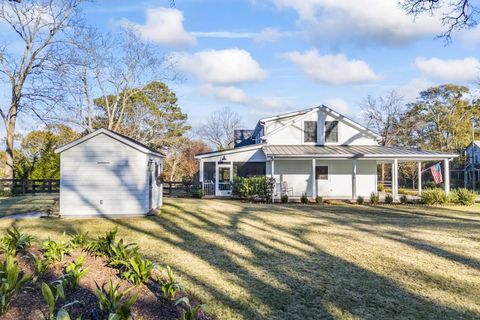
top-left (203, 182), bottom-right (215, 196)
top-left (218, 182), bottom-right (232, 191)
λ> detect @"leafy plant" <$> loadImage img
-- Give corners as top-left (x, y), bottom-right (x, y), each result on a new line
top-left (108, 240), bottom-right (139, 269)
top-left (421, 188), bottom-right (449, 205)
top-left (42, 239), bottom-right (70, 263)
top-left (30, 252), bottom-right (50, 283)
top-left (95, 280), bottom-right (138, 320)
top-left (280, 194), bottom-right (288, 204)
top-left (315, 196), bottom-right (323, 204)
top-left (385, 194), bottom-right (394, 204)
top-left (65, 256), bottom-right (89, 288)
top-left (159, 266), bottom-right (181, 300)
top-left (232, 176), bottom-right (275, 203)
top-left (400, 194), bottom-right (408, 204)
top-left (175, 297), bottom-right (203, 320)
top-left (377, 183), bottom-right (385, 192)
top-left (41, 280), bottom-right (67, 320)
top-left (370, 192), bottom-right (379, 205)
top-left (356, 196), bottom-right (364, 205)
top-left (300, 194), bottom-right (308, 204)
top-left (86, 228), bottom-right (118, 257)
top-left (52, 304), bottom-right (82, 320)
top-left (450, 188), bottom-right (476, 206)
top-left (1, 226), bottom-right (33, 255)
top-left (0, 256), bottom-right (31, 313)
top-left (119, 255), bottom-right (155, 285)
top-left (68, 232), bottom-right (89, 249)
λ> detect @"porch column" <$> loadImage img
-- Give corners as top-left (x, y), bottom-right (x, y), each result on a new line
top-left (352, 159), bottom-right (357, 200)
top-left (215, 161), bottom-right (219, 195)
top-left (392, 159), bottom-right (399, 201)
top-left (312, 159), bottom-right (316, 199)
top-left (417, 161), bottom-right (422, 195)
top-left (271, 158), bottom-right (275, 203)
top-left (444, 158), bottom-right (450, 195)
top-left (199, 159), bottom-right (204, 188)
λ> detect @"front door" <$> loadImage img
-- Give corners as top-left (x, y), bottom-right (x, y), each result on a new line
top-left (216, 164), bottom-right (232, 196)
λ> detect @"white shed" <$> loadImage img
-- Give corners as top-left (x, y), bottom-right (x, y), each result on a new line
top-left (55, 128), bottom-right (164, 216)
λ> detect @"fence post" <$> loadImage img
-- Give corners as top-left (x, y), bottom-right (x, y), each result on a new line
top-left (22, 179), bottom-right (26, 195)
top-left (48, 180), bottom-right (52, 193)
top-left (169, 181), bottom-right (172, 196)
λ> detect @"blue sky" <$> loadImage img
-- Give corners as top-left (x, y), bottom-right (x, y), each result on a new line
top-left (4, 0), bottom-right (480, 134)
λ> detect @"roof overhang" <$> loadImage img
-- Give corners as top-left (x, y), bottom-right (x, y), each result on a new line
top-left (195, 144), bottom-right (263, 159)
top-left (55, 128), bottom-right (164, 158)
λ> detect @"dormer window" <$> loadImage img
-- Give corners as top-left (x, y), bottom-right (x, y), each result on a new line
top-left (325, 121), bottom-right (339, 143)
top-left (304, 121), bottom-right (317, 143)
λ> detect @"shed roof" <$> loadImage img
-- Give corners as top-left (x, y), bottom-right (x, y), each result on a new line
top-left (263, 145), bottom-right (457, 160)
top-left (55, 128), bottom-right (164, 157)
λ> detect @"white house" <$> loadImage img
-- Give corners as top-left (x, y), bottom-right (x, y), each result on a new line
top-left (55, 129), bottom-right (163, 216)
top-left (195, 106), bottom-right (458, 200)
top-left (465, 141), bottom-right (480, 185)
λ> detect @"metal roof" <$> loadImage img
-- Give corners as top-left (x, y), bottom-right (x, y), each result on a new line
top-left (263, 145), bottom-right (457, 159)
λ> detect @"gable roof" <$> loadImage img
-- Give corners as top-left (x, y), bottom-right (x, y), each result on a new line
top-left (259, 105), bottom-right (381, 140)
top-left (55, 128), bottom-right (164, 157)
top-left (466, 141), bottom-right (480, 150)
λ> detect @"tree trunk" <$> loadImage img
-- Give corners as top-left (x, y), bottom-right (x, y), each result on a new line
top-left (4, 113), bottom-right (16, 180)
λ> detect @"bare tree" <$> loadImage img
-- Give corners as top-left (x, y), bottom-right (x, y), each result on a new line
top-left (362, 91), bottom-right (405, 183)
top-left (198, 107), bottom-right (243, 151)
top-left (399, 0), bottom-right (477, 40)
top-left (0, 0), bottom-right (85, 179)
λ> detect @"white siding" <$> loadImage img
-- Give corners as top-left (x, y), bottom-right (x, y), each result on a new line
top-left (269, 159), bottom-right (376, 198)
top-left (265, 109), bottom-right (378, 146)
top-left (59, 133), bottom-right (162, 216)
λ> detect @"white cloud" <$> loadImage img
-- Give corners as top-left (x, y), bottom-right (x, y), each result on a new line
top-left (415, 57), bottom-right (480, 82)
top-left (197, 84), bottom-right (294, 109)
top-left (173, 48), bottom-right (267, 85)
top-left (282, 49), bottom-right (378, 85)
top-left (254, 28), bottom-right (297, 43)
top-left (397, 78), bottom-right (433, 102)
top-left (324, 98), bottom-right (350, 114)
top-left (191, 31), bottom-right (258, 39)
top-left (268, 0), bottom-right (442, 44)
top-left (122, 7), bottom-right (196, 46)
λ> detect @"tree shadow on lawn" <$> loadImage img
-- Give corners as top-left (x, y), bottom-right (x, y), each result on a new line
top-left (102, 200), bottom-right (479, 320)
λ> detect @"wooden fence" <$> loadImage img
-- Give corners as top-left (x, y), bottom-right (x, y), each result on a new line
top-left (0, 179), bottom-right (60, 196)
top-left (162, 181), bottom-right (202, 198)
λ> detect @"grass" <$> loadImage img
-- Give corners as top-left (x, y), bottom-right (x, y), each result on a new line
top-left (0, 195), bottom-right (57, 216)
top-left (1, 198), bottom-right (480, 319)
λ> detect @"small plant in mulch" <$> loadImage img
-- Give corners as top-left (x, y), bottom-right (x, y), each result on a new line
top-left (0, 226), bottom-right (211, 320)
top-left (281, 194), bottom-right (289, 204)
top-left (300, 194), bottom-right (309, 204)
top-left (356, 196), bottom-right (364, 205)
top-left (385, 194), bottom-right (394, 204)
top-left (315, 196), bottom-right (323, 204)
top-left (370, 192), bottom-right (379, 205)
top-left (400, 195), bottom-right (408, 204)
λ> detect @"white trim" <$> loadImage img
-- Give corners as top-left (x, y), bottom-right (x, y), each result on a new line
top-left (320, 105), bottom-right (381, 139)
top-left (418, 161), bottom-right (422, 195)
top-left (195, 144), bottom-right (263, 159)
top-left (265, 154), bottom-right (458, 160)
top-left (392, 159), bottom-right (399, 201)
top-left (55, 128), bottom-right (164, 158)
top-left (260, 107), bottom-right (317, 123)
top-left (312, 159), bottom-right (316, 198)
top-left (352, 159), bottom-right (357, 200)
top-left (263, 108), bottom-right (318, 140)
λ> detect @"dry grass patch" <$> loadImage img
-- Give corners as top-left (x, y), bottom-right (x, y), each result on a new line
top-left (0, 199), bottom-right (479, 319)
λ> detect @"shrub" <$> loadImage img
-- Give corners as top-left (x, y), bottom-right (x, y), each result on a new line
top-left (300, 194), bottom-right (308, 204)
top-left (421, 188), bottom-right (448, 205)
top-left (232, 176), bottom-right (275, 202)
top-left (65, 255), bottom-right (89, 288)
top-left (385, 194), bottom-right (393, 204)
top-left (280, 194), bottom-right (288, 203)
top-left (370, 192), bottom-right (379, 205)
top-left (42, 240), bottom-right (70, 263)
top-left (119, 255), bottom-right (155, 285)
top-left (377, 183), bottom-right (385, 192)
top-left (2, 226), bottom-right (33, 255)
top-left (450, 188), bottom-right (476, 206)
top-left (400, 194), bottom-right (408, 204)
top-left (356, 196), bottom-right (364, 205)
top-left (158, 265), bottom-right (181, 300)
top-left (399, 188), bottom-right (418, 196)
top-left (68, 231), bottom-right (89, 249)
top-left (0, 257), bottom-right (31, 313)
top-left (176, 297), bottom-right (203, 320)
top-left (108, 239), bottom-right (139, 268)
top-left (86, 227), bottom-right (118, 257)
top-left (96, 280), bottom-right (138, 320)
top-left (316, 196), bottom-right (323, 204)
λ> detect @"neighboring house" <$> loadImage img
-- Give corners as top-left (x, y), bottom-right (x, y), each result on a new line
top-left (55, 129), bottom-right (163, 216)
top-left (195, 106), bottom-right (457, 200)
top-left (465, 141), bottom-right (480, 184)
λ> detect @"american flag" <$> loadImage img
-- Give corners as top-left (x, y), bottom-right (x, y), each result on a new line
top-left (430, 163), bottom-right (443, 184)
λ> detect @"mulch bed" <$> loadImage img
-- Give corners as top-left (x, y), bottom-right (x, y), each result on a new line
top-left (0, 247), bottom-right (213, 320)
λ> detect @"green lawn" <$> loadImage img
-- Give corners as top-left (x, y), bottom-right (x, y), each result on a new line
top-left (0, 194), bottom-right (57, 216)
top-left (1, 199), bottom-right (480, 319)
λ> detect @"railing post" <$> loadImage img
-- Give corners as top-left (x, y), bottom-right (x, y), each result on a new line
top-left (169, 181), bottom-right (172, 196)
top-left (22, 179), bottom-right (26, 196)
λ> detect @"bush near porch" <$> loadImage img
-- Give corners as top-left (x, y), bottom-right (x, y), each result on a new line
top-left (232, 176), bottom-right (275, 202)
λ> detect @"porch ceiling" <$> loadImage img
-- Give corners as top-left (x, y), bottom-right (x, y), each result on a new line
top-left (263, 145), bottom-right (457, 160)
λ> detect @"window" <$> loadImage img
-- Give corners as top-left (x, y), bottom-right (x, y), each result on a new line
top-left (304, 121), bottom-right (317, 143)
top-left (316, 166), bottom-right (328, 180)
top-left (325, 121), bottom-right (339, 143)
top-left (233, 162), bottom-right (266, 177)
